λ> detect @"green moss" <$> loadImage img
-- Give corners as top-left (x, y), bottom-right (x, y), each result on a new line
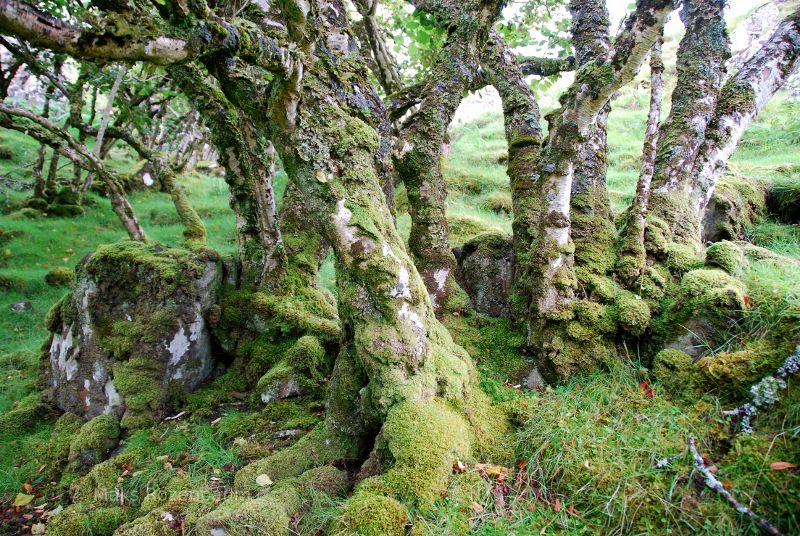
top-left (45, 266), bottom-right (74, 287)
top-left (696, 341), bottom-right (784, 398)
top-left (285, 335), bottom-right (331, 392)
top-left (376, 399), bottom-right (470, 510)
top-left (448, 215), bottom-right (500, 248)
top-left (616, 291), bottom-right (651, 337)
top-left (68, 414), bottom-right (120, 471)
top-left (644, 216), bottom-right (670, 256)
top-left (112, 357), bottom-right (162, 428)
top-left (47, 504), bottom-right (131, 536)
top-left (234, 423), bottom-right (358, 492)
top-left (652, 349), bottom-right (699, 397)
top-left (72, 459), bottom-right (120, 505)
top-left (333, 492), bottom-right (409, 536)
top-left (47, 203), bottom-right (85, 217)
top-left (665, 242), bottom-right (704, 273)
top-left (680, 269), bottom-right (747, 311)
top-left (705, 240), bottom-right (744, 275)
top-left (0, 392), bottom-right (50, 437)
top-left (196, 488), bottom-right (301, 536)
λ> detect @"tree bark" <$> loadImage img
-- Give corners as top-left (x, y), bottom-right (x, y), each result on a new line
top-left (692, 7), bottom-right (800, 211)
top-left (617, 35), bottom-right (664, 284)
top-left (649, 0), bottom-right (729, 245)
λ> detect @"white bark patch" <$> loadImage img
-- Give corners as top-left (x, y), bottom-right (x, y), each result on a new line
top-left (103, 380), bottom-right (122, 414)
top-left (332, 199), bottom-right (358, 248)
top-left (397, 303), bottom-right (426, 358)
top-left (92, 362), bottom-right (106, 383)
top-left (383, 242), bottom-right (412, 299)
top-left (142, 172), bottom-right (154, 186)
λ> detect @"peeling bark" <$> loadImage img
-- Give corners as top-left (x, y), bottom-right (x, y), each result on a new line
top-left (693, 7), bottom-right (800, 211)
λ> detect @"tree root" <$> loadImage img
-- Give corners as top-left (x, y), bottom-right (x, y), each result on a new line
top-left (688, 436), bottom-right (784, 536)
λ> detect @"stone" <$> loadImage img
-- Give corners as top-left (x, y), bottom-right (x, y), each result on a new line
top-left (42, 241), bottom-right (222, 427)
top-left (9, 301), bottom-right (32, 312)
top-left (454, 232), bottom-right (513, 317)
top-left (523, 366), bottom-right (546, 391)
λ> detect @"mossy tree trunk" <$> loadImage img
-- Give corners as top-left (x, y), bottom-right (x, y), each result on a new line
top-left (617, 35), bottom-right (664, 285)
top-left (392, 0), bottom-right (502, 312)
top-left (648, 0), bottom-right (729, 247)
top-left (692, 7), bottom-right (800, 210)
top-left (523, 0), bottom-right (675, 379)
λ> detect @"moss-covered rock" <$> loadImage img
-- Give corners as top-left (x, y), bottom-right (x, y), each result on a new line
top-left (333, 492), bottom-right (409, 536)
top-left (46, 503), bottom-right (131, 536)
top-left (652, 348), bottom-right (700, 397)
top-left (67, 414), bottom-right (120, 471)
top-left (45, 266), bottom-right (74, 287)
top-left (43, 241), bottom-right (222, 427)
top-left (454, 232), bottom-right (513, 317)
top-left (702, 175), bottom-right (766, 242)
top-left (616, 291), bottom-right (651, 337)
top-left (704, 240), bottom-right (745, 275)
top-left (72, 459), bottom-right (121, 505)
top-left (0, 392), bottom-right (51, 437)
top-left (195, 488), bottom-right (300, 536)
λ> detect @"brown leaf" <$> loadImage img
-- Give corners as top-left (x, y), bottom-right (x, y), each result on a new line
top-left (708, 465), bottom-right (718, 474)
top-left (22, 483), bottom-right (33, 493)
top-left (639, 381), bottom-right (654, 399)
top-left (770, 461), bottom-right (797, 471)
top-left (553, 499), bottom-right (561, 513)
top-left (472, 502), bottom-right (484, 514)
top-left (722, 480), bottom-right (733, 490)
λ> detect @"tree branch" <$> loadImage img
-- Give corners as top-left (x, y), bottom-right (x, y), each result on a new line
top-left (688, 436), bottom-right (784, 536)
top-left (516, 55), bottom-right (575, 76)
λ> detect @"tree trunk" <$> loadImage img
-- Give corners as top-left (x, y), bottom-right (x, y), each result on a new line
top-left (692, 7), bottom-right (800, 210)
top-left (649, 0), bottom-right (729, 246)
top-left (617, 35), bottom-right (664, 284)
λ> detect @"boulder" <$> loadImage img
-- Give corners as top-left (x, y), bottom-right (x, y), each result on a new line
top-left (454, 232), bottom-right (513, 317)
top-left (43, 241), bottom-right (222, 428)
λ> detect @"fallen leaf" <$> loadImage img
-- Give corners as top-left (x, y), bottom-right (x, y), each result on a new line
top-left (553, 499), bottom-right (561, 513)
top-left (256, 474), bottom-right (273, 487)
top-left (13, 493), bottom-right (34, 507)
top-left (639, 381), bottom-right (654, 399)
top-left (453, 459), bottom-right (466, 473)
top-left (472, 502), bottom-right (484, 514)
top-left (708, 465), bottom-right (718, 474)
top-left (22, 483), bottom-right (33, 493)
top-left (722, 480), bottom-right (733, 490)
top-left (31, 523), bottom-right (46, 534)
top-left (770, 461), bottom-right (797, 471)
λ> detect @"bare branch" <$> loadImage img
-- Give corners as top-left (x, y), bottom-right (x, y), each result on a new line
top-left (516, 55), bottom-right (575, 76)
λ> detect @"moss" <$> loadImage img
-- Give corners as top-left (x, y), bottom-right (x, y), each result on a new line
top-left (45, 266), bottom-right (74, 287)
top-left (72, 459), bottom-right (121, 505)
top-left (704, 240), bottom-right (744, 275)
top-left (68, 414), bottom-right (120, 471)
top-left (695, 341), bottom-right (784, 398)
top-left (616, 291), bottom-right (651, 337)
top-left (47, 203), bottom-right (85, 217)
top-left (652, 349), bottom-right (700, 397)
top-left (196, 488), bottom-right (301, 536)
top-left (234, 423), bottom-right (359, 492)
top-left (46, 504), bottom-right (131, 536)
top-left (0, 392), bottom-right (51, 437)
top-left (679, 269), bottom-right (746, 311)
top-left (665, 242), bottom-right (704, 273)
top-left (285, 335), bottom-right (331, 392)
top-left (255, 359), bottom-right (296, 401)
top-left (644, 216), bottom-right (670, 256)
top-left (374, 400), bottom-right (470, 510)
top-left (448, 215), bottom-right (500, 248)
top-left (333, 492), bottom-right (409, 536)
top-left (112, 357), bottom-right (163, 429)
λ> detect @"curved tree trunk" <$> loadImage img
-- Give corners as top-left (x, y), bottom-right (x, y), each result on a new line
top-left (393, 0), bottom-right (500, 312)
top-left (692, 7), bottom-right (800, 210)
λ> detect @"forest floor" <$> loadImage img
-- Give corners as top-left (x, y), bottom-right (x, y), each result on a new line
top-left (0, 94), bottom-right (798, 535)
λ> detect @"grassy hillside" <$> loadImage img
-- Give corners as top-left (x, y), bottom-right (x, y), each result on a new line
top-left (0, 86), bottom-right (798, 534)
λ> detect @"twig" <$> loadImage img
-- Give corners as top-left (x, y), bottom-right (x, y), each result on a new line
top-left (688, 436), bottom-right (784, 536)
top-left (161, 411), bottom-right (186, 423)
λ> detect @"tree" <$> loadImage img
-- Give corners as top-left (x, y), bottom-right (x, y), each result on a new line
top-left (1, 0), bottom-right (798, 530)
